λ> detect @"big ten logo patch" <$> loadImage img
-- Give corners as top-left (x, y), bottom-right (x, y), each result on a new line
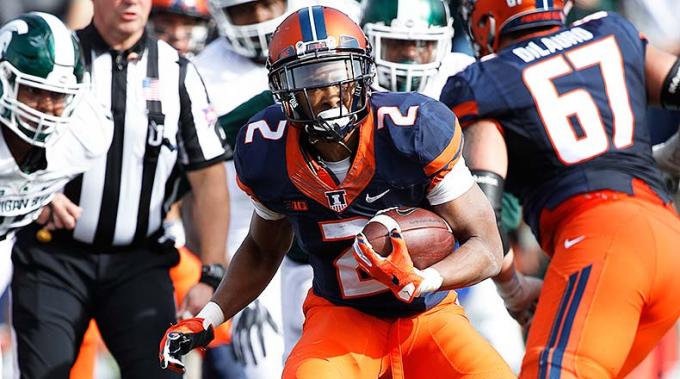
top-left (325, 190), bottom-right (348, 212)
top-left (285, 199), bottom-right (309, 212)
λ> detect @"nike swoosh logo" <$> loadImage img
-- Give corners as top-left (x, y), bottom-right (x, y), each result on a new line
top-left (564, 235), bottom-right (586, 249)
top-left (365, 189), bottom-right (390, 203)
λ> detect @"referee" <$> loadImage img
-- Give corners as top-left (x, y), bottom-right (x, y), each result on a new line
top-left (11, 1), bottom-right (229, 378)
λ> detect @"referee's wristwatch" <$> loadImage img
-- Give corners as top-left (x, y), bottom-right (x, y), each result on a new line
top-left (199, 264), bottom-right (226, 290)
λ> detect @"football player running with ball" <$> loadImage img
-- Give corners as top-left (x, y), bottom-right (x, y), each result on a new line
top-left (440, 1), bottom-right (680, 378)
top-left (160, 6), bottom-right (515, 379)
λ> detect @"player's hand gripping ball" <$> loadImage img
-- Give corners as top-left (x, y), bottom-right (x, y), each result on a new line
top-left (353, 207), bottom-right (455, 302)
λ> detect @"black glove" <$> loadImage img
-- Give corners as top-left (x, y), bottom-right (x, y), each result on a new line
top-left (231, 299), bottom-right (280, 365)
top-left (159, 318), bottom-right (214, 373)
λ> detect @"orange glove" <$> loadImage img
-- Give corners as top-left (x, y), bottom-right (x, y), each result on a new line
top-left (353, 228), bottom-right (443, 303)
top-left (159, 318), bottom-right (214, 374)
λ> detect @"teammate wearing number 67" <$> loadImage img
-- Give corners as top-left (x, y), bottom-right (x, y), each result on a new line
top-left (160, 5), bottom-right (517, 378)
top-left (440, 1), bottom-right (680, 378)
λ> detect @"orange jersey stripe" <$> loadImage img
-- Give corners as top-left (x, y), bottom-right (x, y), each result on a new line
top-left (236, 174), bottom-right (258, 201)
top-left (424, 119), bottom-right (463, 177)
top-left (452, 101), bottom-right (478, 123)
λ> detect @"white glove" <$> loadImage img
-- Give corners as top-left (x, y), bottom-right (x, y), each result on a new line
top-left (653, 130), bottom-right (680, 176)
top-left (496, 271), bottom-right (543, 329)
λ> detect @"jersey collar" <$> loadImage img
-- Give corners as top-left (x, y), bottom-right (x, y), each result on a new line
top-left (286, 111), bottom-right (376, 213)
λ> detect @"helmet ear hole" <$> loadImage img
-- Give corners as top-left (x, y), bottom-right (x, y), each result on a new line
top-left (477, 13), bottom-right (496, 55)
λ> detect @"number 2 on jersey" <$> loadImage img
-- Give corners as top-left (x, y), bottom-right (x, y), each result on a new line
top-left (320, 218), bottom-right (389, 299)
top-left (523, 37), bottom-right (634, 165)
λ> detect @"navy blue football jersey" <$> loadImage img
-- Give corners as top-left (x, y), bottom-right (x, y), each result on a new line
top-left (234, 92), bottom-right (463, 318)
top-left (439, 12), bottom-right (669, 237)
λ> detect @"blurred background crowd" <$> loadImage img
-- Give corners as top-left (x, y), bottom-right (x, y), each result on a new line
top-left (0, 0), bottom-right (678, 378)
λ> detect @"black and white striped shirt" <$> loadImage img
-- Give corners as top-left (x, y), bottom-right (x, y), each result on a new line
top-left (63, 24), bottom-right (225, 247)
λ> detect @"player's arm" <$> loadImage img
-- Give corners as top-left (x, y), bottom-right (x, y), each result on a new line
top-left (425, 119), bottom-right (508, 289)
top-left (645, 44), bottom-right (679, 107)
top-left (646, 44), bottom-right (680, 176)
top-left (210, 212), bottom-right (293, 322)
top-left (429, 180), bottom-right (503, 288)
top-left (159, 211), bottom-right (293, 373)
top-left (464, 120), bottom-right (542, 327)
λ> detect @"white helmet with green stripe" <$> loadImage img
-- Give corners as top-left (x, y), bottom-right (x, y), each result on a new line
top-left (0, 12), bottom-right (88, 147)
top-left (208, 0), bottom-right (305, 62)
top-left (361, 0), bottom-right (453, 92)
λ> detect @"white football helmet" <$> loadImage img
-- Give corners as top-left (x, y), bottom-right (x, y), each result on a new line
top-left (207, 0), bottom-right (302, 61)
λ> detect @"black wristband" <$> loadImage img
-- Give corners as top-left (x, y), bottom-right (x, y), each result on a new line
top-left (470, 169), bottom-right (511, 255)
top-left (660, 57), bottom-right (680, 110)
top-left (200, 264), bottom-right (226, 290)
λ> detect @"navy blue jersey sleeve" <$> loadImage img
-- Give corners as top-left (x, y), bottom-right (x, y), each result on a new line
top-left (439, 64), bottom-right (509, 128)
top-left (233, 105), bottom-right (288, 200)
top-left (439, 72), bottom-right (481, 127)
top-left (383, 93), bottom-right (463, 178)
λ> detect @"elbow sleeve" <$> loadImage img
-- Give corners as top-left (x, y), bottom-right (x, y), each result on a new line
top-left (471, 169), bottom-right (511, 255)
top-left (660, 58), bottom-right (680, 110)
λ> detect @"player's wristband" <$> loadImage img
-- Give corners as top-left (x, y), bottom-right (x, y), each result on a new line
top-left (196, 301), bottom-right (225, 329)
top-left (199, 264), bottom-right (226, 290)
top-left (660, 57), bottom-right (680, 110)
top-left (417, 267), bottom-right (444, 295)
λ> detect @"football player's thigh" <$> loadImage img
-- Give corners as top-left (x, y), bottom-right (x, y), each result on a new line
top-left (402, 298), bottom-right (515, 379)
top-left (283, 292), bottom-right (388, 379)
top-left (617, 203), bottom-right (680, 378)
top-left (521, 203), bottom-right (653, 379)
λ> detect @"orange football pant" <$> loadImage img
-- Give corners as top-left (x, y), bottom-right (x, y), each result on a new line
top-left (522, 183), bottom-right (680, 379)
top-left (283, 291), bottom-right (515, 379)
top-left (70, 320), bottom-right (99, 379)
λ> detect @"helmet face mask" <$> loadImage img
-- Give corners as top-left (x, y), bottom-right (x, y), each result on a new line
top-left (208, 0), bottom-right (295, 61)
top-left (267, 6), bottom-right (375, 143)
top-left (0, 13), bottom-right (88, 147)
top-left (361, 0), bottom-right (452, 92)
top-left (270, 52), bottom-right (372, 142)
top-left (0, 62), bottom-right (85, 146)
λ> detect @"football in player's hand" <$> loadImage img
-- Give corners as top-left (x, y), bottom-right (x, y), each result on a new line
top-left (361, 207), bottom-right (456, 270)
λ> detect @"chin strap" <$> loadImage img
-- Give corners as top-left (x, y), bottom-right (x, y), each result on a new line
top-left (304, 118), bottom-right (356, 157)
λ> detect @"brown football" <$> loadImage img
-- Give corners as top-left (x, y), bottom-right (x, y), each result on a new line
top-left (361, 207), bottom-right (456, 270)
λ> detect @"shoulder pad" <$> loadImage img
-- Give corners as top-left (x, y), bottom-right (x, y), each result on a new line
top-left (375, 93), bottom-right (463, 177)
top-left (439, 70), bottom-right (480, 127)
top-left (572, 11), bottom-right (644, 49)
top-left (234, 104), bottom-right (289, 198)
